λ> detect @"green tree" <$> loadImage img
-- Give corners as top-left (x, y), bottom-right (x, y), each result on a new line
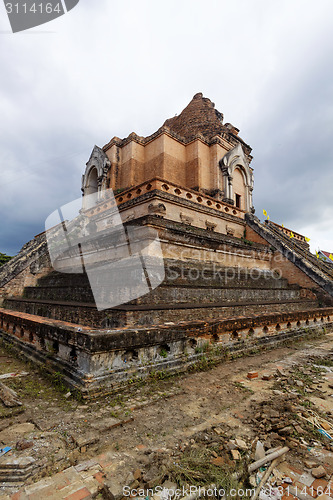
top-left (0, 253), bottom-right (12, 267)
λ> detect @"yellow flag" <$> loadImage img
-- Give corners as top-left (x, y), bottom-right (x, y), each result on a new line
top-left (282, 223), bottom-right (284, 228)
top-left (316, 251), bottom-right (319, 259)
top-left (290, 231), bottom-right (294, 238)
top-left (267, 215), bottom-right (270, 220)
top-left (305, 237), bottom-right (310, 242)
top-left (263, 209), bottom-right (268, 217)
top-left (329, 254), bottom-right (333, 261)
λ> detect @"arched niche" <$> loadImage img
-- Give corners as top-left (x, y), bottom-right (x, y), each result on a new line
top-left (219, 143), bottom-right (254, 212)
top-left (85, 167), bottom-right (98, 209)
top-left (81, 145), bottom-right (111, 208)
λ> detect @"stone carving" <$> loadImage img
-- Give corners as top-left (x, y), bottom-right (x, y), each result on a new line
top-left (180, 213), bottom-right (193, 225)
top-left (219, 143), bottom-right (254, 212)
top-left (205, 221), bottom-right (217, 231)
top-left (148, 203), bottom-right (166, 215)
top-left (81, 146), bottom-right (111, 200)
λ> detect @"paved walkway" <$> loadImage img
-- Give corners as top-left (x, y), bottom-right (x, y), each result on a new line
top-left (0, 452), bottom-right (114, 499)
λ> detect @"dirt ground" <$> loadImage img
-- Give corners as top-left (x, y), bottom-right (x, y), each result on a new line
top-left (1, 330), bottom-right (333, 497)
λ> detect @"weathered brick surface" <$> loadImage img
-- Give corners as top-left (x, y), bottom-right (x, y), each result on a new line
top-left (163, 93), bottom-right (227, 143)
top-left (271, 252), bottom-right (321, 290)
top-left (1, 305), bottom-right (333, 396)
top-left (246, 226), bottom-right (270, 246)
top-left (2, 215), bottom-right (318, 329)
top-left (0, 234), bottom-right (51, 306)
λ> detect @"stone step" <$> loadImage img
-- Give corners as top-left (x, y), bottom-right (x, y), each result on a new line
top-left (0, 457), bottom-right (35, 470)
top-left (0, 457), bottom-right (35, 483)
top-left (0, 472), bottom-right (33, 482)
top-left (5, 296), bottom-right (318, 328)
top-left (22, 284), bottom-right (301, 304)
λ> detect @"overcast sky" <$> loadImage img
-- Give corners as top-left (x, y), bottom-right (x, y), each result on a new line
top-left (1, 0), bottom-right (332, 256)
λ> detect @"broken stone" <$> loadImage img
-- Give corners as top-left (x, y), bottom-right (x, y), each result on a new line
top-left (311, 465), bottom-right (327, 478)
top-left (298, 472), bottom-right (315, 487)
top-left (16, 440), bottom-right (34, 451)
top-left (226, 440), bottom-right (237, 451)
top-left (72, 433), bottom-right (99, 449)
top-left (133, 469), bottom-right (142, 481)
top-left (255, 441), bottom-right (265, 461)
top-left (230, 449), bottom-right (241, 460)
top-left (235, 438), bottom-right (247, 450)
top-left (279, 426), bottom-right (293, 436)
top-left (130, 480), bottom-right (140, 490)
top-left (124, 472), bottom-right (135, 485)
top-left (211, 456), bottom-right (225, 467)
top-left (262, 373), bottom-right (274, 381)
top-left (249, 475), bottom-right (256, 487)
top-left (68, 450), bottom-right (80, 465)
top-left (0, 382), bottom-right (22, 407)
top-left (304, 460), bottom-right (318, 469)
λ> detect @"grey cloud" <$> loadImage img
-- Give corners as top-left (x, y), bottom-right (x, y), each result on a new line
top-left (1, 0), bottom-right (333, 255)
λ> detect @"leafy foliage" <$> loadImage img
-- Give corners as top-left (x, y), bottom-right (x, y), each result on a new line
top-left (0, 252), bottom-right (13, 267)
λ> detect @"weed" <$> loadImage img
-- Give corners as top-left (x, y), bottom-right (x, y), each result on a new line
top-left (195, 341), bottom-right (210, 354)
top-left (311, 357), bottom-right (333, 367)
top-left (167, 445), bottom-right (245, 493)
top-left (233, 381), bottom-right (254, 395)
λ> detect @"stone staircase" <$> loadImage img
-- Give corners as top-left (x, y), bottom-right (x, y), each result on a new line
top-left (0, 456), bottom-right (35, 488)
top-left (4, 257), bottom-right (318, 328)
top-left (246, 214), bottom-right (333, 298)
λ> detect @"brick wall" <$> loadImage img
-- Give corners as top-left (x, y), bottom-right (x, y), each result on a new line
top-left (246, 226), bottom-right (270, 246)
top-left (0, 234), bottom-right (51, 306)
top-left (0, 264), bottom-right (52, 306)
top-left (271, 252), bottom-right (321, 290)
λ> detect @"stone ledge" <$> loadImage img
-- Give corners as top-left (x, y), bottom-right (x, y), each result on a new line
top-left (5, 297), bottom-right (315, 312)
top-left (0, 306), bottom-right (333, 396)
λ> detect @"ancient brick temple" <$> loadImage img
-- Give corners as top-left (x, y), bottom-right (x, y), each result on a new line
top-left (1, 93), bottom-right (333, 396)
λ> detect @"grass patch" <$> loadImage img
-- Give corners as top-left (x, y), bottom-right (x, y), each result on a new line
top-left (233, 382), bottom-right (254, 395)
top-left (167, 446), bottom-right (247, 495)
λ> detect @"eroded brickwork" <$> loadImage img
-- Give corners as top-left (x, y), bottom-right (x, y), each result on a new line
top-left (0, 234), bottom-right (51, 306)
